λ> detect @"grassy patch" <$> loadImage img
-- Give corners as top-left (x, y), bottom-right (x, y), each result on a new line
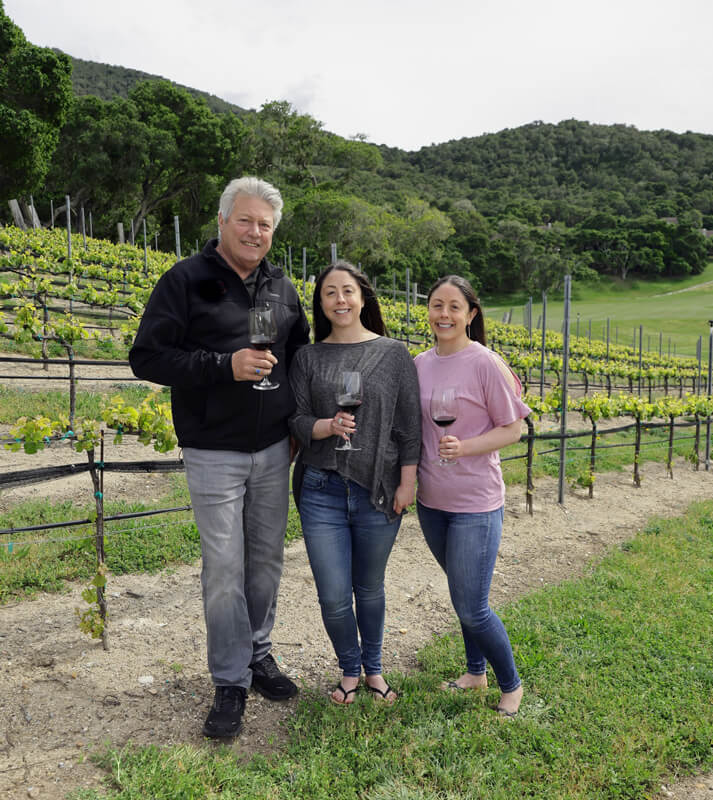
top-left (487, 262), bottom-right (713, 359)
top-left (0, 476), bottom-right (199, 601)
top-left (70, 502), bottom-right (713, 800)
top-left (0, 384), bottom-right (163, 424)
top-left (0, 472), bottom-right (303, 602)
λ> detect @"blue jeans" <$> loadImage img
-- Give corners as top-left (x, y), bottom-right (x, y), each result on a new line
top-left (417, 502), bottom-right (521, 693)
top-left (299, 467), bottom-right (401, 677)
top-left (183, 440), bottom-right (290, 688)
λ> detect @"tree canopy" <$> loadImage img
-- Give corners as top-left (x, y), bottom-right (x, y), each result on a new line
top-left (3, 4), bottom-right (712, 296)
top-left (0, 0), bottom-right (72, 205)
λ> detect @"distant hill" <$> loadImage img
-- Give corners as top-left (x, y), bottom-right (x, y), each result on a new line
top-left (61, 52), bottom-right (251, 118)
top-left (372, 119), bottom-right (713, 227)
top-left (60, 54), bottom-right (713, 230)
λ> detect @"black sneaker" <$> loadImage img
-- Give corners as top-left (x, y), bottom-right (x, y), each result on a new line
top-left (202, 685), bottom-right (246, 738)
top-left (251, 653), bottom-right (298, 701)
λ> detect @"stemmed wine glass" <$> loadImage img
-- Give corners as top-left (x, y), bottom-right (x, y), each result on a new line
top-left (430, 386), bottom-right (458, 465)
top-left (334, 371), bottom-right (362, 451)
top-left (249, 305), bottom-right (279, 391)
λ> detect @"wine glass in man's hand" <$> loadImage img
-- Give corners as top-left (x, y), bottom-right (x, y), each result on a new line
top-left (334, 371), bottom-right (362, 451)
top-left (249, 305), bottom-right (279, 391)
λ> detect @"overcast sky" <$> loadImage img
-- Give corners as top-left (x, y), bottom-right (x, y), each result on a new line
top-left (6, 0), bottom-right (713, 151)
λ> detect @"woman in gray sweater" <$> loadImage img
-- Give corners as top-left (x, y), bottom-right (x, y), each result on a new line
top-left (289, 262), bottom-right (421, 705)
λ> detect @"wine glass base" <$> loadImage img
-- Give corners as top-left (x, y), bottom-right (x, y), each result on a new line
top-left (437, 458), bottom-right (457, 466)
top-left (335, 444), bottom-right (361, 451)
top-left (252, 381), bottom-right (280, 391)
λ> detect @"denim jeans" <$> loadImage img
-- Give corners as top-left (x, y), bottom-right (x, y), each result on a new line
top-left (183, 440), bottom-right (289, 688)
top-left (299, 467), bottom-right (401, 677)
top-left (417, 502), bottom-right (521, 693)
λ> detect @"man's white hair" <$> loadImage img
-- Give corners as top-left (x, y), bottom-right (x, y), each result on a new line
top-left (218, 176), bottom-right (283, 229)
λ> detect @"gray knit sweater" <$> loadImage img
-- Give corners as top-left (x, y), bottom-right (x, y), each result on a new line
top-left (288, 337), bottom-right (421, 521)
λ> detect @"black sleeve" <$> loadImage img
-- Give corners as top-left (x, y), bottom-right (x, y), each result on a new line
top-left (129, 268), bottom-right (234, 388)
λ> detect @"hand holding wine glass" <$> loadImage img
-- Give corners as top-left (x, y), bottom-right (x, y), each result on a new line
top-left (249, 305), bottom-right (279, 391)
top-left (334, 371), bottom-right (362, 451)
top-left (430, 386), bottom-right (458, 466)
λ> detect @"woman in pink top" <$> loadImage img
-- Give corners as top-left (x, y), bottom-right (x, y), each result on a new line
top-left (415, 276), bottom-right (531, 717)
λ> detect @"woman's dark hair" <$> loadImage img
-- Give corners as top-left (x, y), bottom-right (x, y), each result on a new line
top-left (427, 275), bottom-right (487, 346)
top-left (313, 261), bottom-right (388, 342)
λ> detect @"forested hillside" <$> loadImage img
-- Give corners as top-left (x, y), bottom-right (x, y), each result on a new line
top-left (65, 53), bottom-right (249, 118)
top-left (2, 0), bottom-right (712, 297)
top-left (401, 121), bottom-right (713, 225)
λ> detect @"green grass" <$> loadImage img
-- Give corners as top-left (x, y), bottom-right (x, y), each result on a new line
top-left (0, 384), bottom-right (162, 424)
top-left (486, 262), bottom-right (713, 359)
top-left (69, 501), bottom-right (713, 800)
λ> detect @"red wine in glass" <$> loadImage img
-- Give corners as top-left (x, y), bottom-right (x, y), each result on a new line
top-left (249, 334), bottom-right (275, 351)
top-left (335, 371), bottom-right (362, 451)
top-left (249, 306), bottom-right (279, 390)
top-left (430, 386), bottom-right (458, 465)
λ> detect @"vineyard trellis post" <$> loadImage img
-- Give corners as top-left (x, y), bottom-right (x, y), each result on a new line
top-left (89, 211), bottom-right (93, 239)
top-left (330, 242), bottom-right (337, 263)
top-left (65, 194), bottom-right (72, 258)
top-left (638, 325), bottom-right (643, 396)
top-left (706, 321), bottom-right (713, 470)
top-left (50, 198), bottom-right (54, 229)
top-left (697, 336), bottom-right (702, 395)
top-left (80, 206), bottom-right (87, 250)
top-left (66, 194), bottom-right (73, 314)
top-left (405, 268), bottom-right (411, 327)
top-left (143, 219), bottom-right (148, 275)
top-left (558, 275), bottom-right (572, 505)
top-left (539, 291), bottom-right (547, 399)
top-left (174, 216), bottom-right (181, 259)
top-left (29, 195), bottom-right (37, 229)
top-left (67, 347), bottom-right (77, 428)
top-left (302, 247), bottom-right (307, 299)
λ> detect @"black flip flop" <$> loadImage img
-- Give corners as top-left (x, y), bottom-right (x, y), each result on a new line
top-left (330, 683), bottom-right (359, 705)
top-left (366, 682), bottom-right (397, 703)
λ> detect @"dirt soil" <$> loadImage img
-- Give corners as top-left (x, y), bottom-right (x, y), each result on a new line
top-left (0, 376), bottom-right (712, 798)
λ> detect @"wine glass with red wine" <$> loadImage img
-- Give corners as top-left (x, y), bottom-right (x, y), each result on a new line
top-left (249, 305), bottom-right (279, 391)
top-left (334, 371), bottom-right (362, 451)
top-left (430, 386), bottom-right (458, 465)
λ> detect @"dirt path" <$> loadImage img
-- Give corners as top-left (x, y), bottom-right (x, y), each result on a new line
top-left (1, 453), bottom-right (712, 799)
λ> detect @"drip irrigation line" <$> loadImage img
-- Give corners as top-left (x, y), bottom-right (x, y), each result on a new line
top-left (0, 374), bottom-right (143, 382)
top-left (0, 459), bottom-right (184, 490)
top-left (0, 505), bottom-right (192, 536)
top-left (1, 516), bottom-right (196, 547)
top-left (0, 355), bottom-right (130, 367)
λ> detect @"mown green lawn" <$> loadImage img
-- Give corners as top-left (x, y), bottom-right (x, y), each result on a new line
top-left (486, 262), bottom-right (713, 359)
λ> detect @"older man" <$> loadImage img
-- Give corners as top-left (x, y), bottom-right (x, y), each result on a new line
top-left (130, 177), bottom-right (310, 738)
